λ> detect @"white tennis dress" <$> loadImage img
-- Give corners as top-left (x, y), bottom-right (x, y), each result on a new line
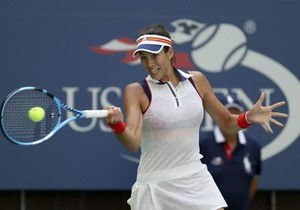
top-left (127, 69), bottom-right (227, 210)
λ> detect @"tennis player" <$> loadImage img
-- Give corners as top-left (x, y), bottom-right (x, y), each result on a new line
top-left (104, 24), bottom-right (288, 210)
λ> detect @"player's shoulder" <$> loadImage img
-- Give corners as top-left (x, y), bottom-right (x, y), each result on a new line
top-left (187, 69), bottom-right (202, 74)
top-left (187, 70), bottom-right (205, 78)
top-left (186, 70), bottom-right (210, 89)
top-left (125, 82), bottom-right (144, 91)
top-left (124, 82), bottom-right (146, 99)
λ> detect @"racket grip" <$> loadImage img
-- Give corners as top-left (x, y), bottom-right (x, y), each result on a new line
top-left (84, 110), bottom-right (108, 118)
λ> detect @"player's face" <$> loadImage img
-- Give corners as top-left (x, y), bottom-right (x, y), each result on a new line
top-left (139, 49), bottom-right (173, 82)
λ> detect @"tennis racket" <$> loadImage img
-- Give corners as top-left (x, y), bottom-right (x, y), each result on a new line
top-left (0, 87), bottom-right (108, 146)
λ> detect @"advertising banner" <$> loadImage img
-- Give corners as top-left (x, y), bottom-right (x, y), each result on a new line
top-left (0, 1), bottom-right (299, 190)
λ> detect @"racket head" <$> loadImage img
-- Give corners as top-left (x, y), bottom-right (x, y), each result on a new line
top-left (0, 87), bottom-right (62, 145)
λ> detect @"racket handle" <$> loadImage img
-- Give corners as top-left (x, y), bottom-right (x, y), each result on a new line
top-left (84, 110), bottom-right (108, 118)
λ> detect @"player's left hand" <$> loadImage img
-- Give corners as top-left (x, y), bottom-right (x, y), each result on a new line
top-left (247, 92), bottom-right (288, 133)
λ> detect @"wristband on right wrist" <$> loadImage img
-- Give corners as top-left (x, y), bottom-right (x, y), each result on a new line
top-left (108, 121), bottom-right (126, 134)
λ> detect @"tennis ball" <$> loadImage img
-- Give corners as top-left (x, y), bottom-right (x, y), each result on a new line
top-left (28, 106), bottom-right (45, 122)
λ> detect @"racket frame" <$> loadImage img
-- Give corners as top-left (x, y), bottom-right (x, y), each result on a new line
top-left (0, 87), bottom-right (108, 146)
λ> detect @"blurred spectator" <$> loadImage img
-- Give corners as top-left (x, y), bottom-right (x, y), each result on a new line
top-left (200, 94), bottom-right (262, 210)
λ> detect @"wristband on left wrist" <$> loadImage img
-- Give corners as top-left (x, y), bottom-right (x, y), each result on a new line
top-left (237, 111), bottom-right (253, 129)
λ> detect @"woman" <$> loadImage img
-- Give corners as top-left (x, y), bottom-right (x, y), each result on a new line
top-left (105, 24), bottom-right (288, 210)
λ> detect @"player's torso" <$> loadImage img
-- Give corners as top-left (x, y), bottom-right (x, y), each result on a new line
top-left (138, 77), bottom-right (203, 173)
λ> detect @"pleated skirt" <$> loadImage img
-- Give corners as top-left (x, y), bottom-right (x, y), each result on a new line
top-left (127, 161), bottom-right (227, 210)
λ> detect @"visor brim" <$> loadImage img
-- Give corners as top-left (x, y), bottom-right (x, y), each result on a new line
top-left (133, 44), bottom-right (164, 57)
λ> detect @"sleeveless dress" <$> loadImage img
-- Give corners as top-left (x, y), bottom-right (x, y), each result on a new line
top-left (127, 69), bottom-right (227, 210)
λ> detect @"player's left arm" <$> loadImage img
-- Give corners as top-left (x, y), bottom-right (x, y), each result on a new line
top-left (190, 70), bottom-right (288, 134)
top-left (190, 70), bottom-right (240, 133)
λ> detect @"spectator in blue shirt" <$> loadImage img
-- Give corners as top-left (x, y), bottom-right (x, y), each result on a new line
top-left (200, 94), bottom-right (261, 210)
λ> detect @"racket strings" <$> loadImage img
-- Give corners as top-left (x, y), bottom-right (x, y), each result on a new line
top-left (1, 89), bottom-right (60, 143)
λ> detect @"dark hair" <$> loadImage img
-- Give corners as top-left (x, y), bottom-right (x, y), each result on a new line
top-left (138, 24), bottom-right (171, 39)
top-left (138, 24), bottom-right (173, 55)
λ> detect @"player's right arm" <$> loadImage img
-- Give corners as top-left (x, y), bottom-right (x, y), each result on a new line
top-left (110, 82), bottom-right (145, 152)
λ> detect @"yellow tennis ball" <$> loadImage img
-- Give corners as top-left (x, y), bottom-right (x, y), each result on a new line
top-left (28, 106), bottom-right (45, 122)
